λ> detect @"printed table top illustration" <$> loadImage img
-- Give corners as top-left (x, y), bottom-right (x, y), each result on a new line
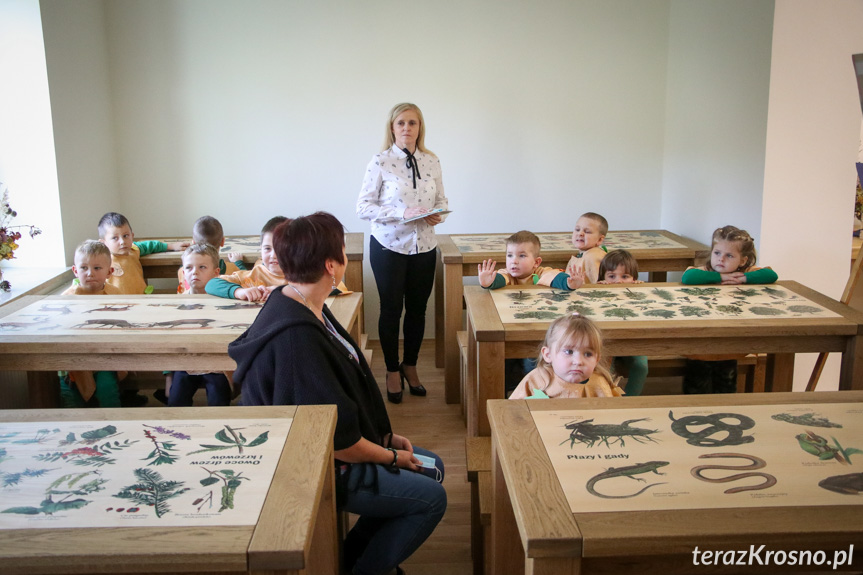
top-left (489, 283), bottom-right (840, 324)
top-left (137, 232), bottom-right (365, 261)
top-left (0, 417), bottom-right (291, 529)
top-left (0, 294), bottom-right (346, 336)
top-left (531, 402), bottom-right (863, 514)
top-left (0, 294), bottom-right (265, 335)
top-left (449, 230), bottom-right (692, 253)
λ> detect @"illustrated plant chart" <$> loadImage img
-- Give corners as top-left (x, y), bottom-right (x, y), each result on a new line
top-left (0, 418), bottom-right (290, 529)
top-left (492, 284), bottom-right (839, 324)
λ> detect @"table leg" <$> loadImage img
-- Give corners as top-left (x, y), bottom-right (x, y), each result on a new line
top-left (839, 335), bottom-right (863, 390)
top-left (345, 262), bottom-right (363, 332)
top-left (764, 354), bottom-right (795, 392)
top-left (467, 315), bottom-right (479, 437)
top-left (444, 263), bottom-right (464, 404)
top-left (492, 438), bottom-right (526, 575)
top-left (28, 371), bottom-right (59, 409)
top-left (477, 340), bottom-right (505, 437)
top-left (301, 458), bottom-right (338, 575)
top-left (435, 248), bottom-right (445, 368)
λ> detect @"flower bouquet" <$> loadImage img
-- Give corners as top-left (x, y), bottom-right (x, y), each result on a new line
top-left (0, 184), bottom-right (42, 291)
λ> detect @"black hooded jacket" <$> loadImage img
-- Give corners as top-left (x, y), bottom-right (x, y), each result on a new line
top-left (228, 287), bottom-right (392, 452)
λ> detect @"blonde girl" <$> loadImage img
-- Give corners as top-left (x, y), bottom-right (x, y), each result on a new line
top-left (508, 314), bottom-right (623, 399)
top-left (681, 225), bottom-right (777, 394)
top-left (682, 225), bottom-right (777, 285)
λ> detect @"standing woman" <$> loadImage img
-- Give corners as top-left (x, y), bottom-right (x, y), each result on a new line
top-left (357, 103), bottom-right (449, 403)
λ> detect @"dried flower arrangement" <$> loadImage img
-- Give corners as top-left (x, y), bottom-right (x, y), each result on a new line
top-left (0, 183), bottom-right (42, 291)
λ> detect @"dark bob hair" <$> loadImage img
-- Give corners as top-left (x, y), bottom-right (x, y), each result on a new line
top-left (273, 212), bottom-right (346, 284)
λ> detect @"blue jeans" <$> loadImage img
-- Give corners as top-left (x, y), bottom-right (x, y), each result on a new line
top-left (341, 446), bottom-right (447, 575)
top-left (168, 371), bottom-right (231, 406)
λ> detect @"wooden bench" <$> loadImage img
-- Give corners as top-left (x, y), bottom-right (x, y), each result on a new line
top-left (465, 436), bottom-right (492, 575)
top-left (615, 354), bottom-right (767, 394)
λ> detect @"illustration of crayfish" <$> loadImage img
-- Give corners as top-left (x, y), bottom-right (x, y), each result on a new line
top-left (561, 418), bottom-right (660, 448)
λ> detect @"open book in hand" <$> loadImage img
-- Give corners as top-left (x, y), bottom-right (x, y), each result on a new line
top-left (401, 208), bottom-right (452, 224)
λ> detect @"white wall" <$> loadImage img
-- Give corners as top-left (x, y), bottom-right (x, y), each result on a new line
top-left (44, 0), bottom-right (682, 336)
top-left (661, 0), bottom-right (774, 246)
top-left (41, 0), bottom-right (119, 262)
top-left (0, 0), bottom-right (64, 267)
top-left (760, 0), bottom-right (863, 390)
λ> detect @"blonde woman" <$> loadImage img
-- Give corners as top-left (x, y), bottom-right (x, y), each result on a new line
top-left (357, 103), bottom-right (449, 403)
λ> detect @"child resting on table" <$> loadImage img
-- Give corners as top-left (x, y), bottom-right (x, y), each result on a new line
top-left (567, 212), bottom-right (609, 285)
top-left (509, 313), bottom-right (623, 399)
top-left (206, 216), bottom-right (350, 301)
top-left (98, 211), bottom-right (188, 295)
top-left (597, 250), bottom-right (648, 396)
top-left (176, 215), bottom-right (247, 293)
top-left (59, 240), bottom-right (125, 408)
top-left (681, 225), bottom-right (778, 394)
top-left (167, 243), bottom-right (233, 407)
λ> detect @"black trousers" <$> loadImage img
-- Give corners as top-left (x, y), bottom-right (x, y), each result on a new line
top-left (369, 235), bottom-right (437, 372)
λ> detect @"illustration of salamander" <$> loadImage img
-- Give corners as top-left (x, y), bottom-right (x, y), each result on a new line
top-left (585, 461), bottom-right (669, 499)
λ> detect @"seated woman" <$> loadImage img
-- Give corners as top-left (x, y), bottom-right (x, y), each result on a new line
top-left (228, 212), bottom-right (446, 575)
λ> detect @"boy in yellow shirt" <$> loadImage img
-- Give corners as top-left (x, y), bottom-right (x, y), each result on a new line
top-left (62, 240), bottom-right (119, 295)
top-left (60, 240), bottom-right (124, 407)
top-left (206, 216), bottom-right (349, 300)
top-left (478, 230), bottom-right (583, 290)
top-left (98, 212), bottom-right (188, 295)
top-left (176, 215), bottom-right (247, 293)
top-left (566, 212), bottom-right (609, 284)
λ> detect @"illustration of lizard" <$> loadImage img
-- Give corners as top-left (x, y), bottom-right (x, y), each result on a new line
top-left (772, 412), bottom-right (842, 428)
top-left (585, 461), bottom-right (669, 499)
top-left (562, 418), bottom-right (660, 449)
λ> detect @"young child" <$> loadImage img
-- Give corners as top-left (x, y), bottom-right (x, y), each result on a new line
top-left (206, 216), bottom-right (348, 300)
top-left (509, 314), bottom-right (623, 399)
top-left (478, 230), bottom-right (584, 290)
top-left (205, 216), bottom-right (289, 301)
top-left (567, 212), bottom-right (609, 284)
top-left (176, 215), bottom-right (247, 293)
top-left (59, 241), bottom-right (123, 408)
top-left (63, 240), bottom-right (119, 295)
top-left (98, 212), bottom-right (189, 295)
top-left (167, 244), bottom-right (233, 407)
top-left (681, 225), bottom-right (778, 393)
top-left (597, 250), bottom-right (648, 395)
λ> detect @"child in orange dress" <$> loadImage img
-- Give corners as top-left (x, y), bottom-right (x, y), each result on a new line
top-left (509, 314), bottom-right (623, 399)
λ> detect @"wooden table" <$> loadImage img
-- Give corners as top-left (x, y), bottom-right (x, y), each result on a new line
top-left (435, 231), bottom-right (710, 404)
top-left (0, 404), bottom-right (337, 575)
top-left (488, 391), bottom-right (863, 575)
top-left (465, 281), bottom-right (863, 436)
top-left (0, 292), bottom-right (363, 408)
top-left (138, 232), bottom-right (365, 295)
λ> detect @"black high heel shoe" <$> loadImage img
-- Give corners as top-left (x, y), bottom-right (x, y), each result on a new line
top-left (386, 371), bottom-right (403, 404)
top-left (399, 363), bottom-right (427, 397)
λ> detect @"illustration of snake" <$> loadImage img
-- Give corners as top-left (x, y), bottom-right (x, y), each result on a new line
top-left (690, 453), bottom-right (776, 494)
top-left (668, 411), bottom-right (755, 447)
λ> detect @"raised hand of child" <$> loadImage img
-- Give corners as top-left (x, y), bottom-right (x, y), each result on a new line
top-left (720, 271), bottom-right (747, 285)
top-left (566, 263), bottom-right (585, 290)
top-left (236, 286), bottom-right (265, 301)
top-left (167, 241), bottom-right (191, 252)
top-left (227, 252), bottom-right (243, 262)
top-left (477, 259), bottom-right (498, 287)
